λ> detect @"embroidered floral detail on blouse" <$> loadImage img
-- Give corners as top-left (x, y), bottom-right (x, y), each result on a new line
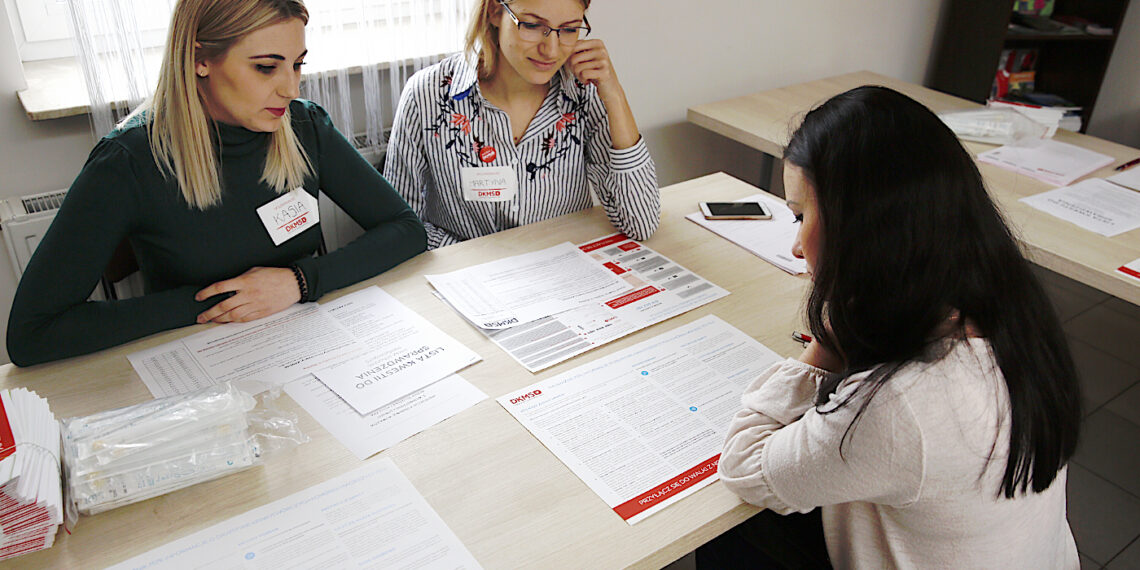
top-left (451, 113), bottom-right (472, 134)
top-left (424, 74), bottom-right (484, 167)
top-left (555, 112), bottom-right (576, 132)
top-left (426, 70), bottom-right (590, 171)
top-left (526, 92), bottom-right (588, 179)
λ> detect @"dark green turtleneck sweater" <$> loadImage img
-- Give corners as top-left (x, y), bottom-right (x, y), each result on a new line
top-left (7, 100), bottom-right (427, 366)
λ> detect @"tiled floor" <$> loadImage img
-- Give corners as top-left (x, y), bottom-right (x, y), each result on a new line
top-left (1049, 268), bottom-right (1140, 570)
top-left (666, 265), bottom-right (1140, 570)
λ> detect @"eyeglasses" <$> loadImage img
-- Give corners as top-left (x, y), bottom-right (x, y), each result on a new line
top-left (499, 1), bottom-right (591, 45)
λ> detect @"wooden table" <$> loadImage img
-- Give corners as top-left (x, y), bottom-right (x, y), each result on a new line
top-left (688, 71), bottom-right (1140, 306)
top-left (0, 173), bottom-right (808, 569)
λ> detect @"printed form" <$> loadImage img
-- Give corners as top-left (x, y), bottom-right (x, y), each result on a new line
top-left (426, 242), bottom-right (629, 329)
top-left (977, 139), bottom-right (1113, 187)
top-left (685, 193), bottom-right (808, 275)
top-left (310, 287), bottom-right (480, 414)
top-left (110, 458), bottom-right (481, 569)
top-left (128, 303), bottom-right (363, 397)
top-left (498, 315), bottom-right (781, 524)
top-left (129, 287), bottom-right (480, 417)
top-left (474, 234), bottom-right (729, 372)
top-left (1020, 178), bottom-right (1140, 237)
top-left (286, 374), bottom-right (486, 460)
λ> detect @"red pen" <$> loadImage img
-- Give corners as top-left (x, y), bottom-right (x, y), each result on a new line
top-left (791, 331), bottom-right (813, 345)
top-left (1115, 157), bottom-right (1140, 172)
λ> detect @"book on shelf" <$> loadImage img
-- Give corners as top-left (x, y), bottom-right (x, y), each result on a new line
top-left (1012, 0), bottom-right (1055, 16)
top-left (1009, 12), bottom-right (1085, 34)
top-left (1052, 15), bottom-right (1113, 35)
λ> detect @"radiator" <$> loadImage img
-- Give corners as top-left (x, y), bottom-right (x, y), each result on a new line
top-left (0, 189), bottom-right (140, 300)
top-left (0, 189), bottom-right (68, 279)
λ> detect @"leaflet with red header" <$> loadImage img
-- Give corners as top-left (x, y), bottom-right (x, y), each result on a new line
top-left (0, 388), bottom-right (63, 562)
top-left (1118, 258), bottom-right (1140, 282)
top-left (474, 234), bottom-right (729, 372)
top-left (497, 316), bottom-right (781, 524)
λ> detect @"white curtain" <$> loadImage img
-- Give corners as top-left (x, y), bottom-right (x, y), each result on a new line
top-left (68, 0), bottom-right (472, 155)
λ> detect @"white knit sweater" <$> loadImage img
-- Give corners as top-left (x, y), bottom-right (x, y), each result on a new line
top-left (719, 338), bottom-right (1078, 569)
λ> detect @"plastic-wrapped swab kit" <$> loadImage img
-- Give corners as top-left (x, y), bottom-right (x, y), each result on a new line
top-left (60, 383), bottom-right (307, 516)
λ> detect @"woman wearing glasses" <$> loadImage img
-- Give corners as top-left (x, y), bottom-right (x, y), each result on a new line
top-left (383, 0), bottom-right (659, 249)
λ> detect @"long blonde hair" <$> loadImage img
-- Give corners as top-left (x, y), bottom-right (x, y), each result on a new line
top-left (130, 0), bottom-right (311, 209)
top-left (464, 0), bottom-right (590, 79)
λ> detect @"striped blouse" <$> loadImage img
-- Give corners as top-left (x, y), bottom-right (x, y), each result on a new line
top-left (383, 54), bottom-right (659, 249)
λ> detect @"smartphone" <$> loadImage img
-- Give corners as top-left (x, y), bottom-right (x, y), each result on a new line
top-left (699, 201), bottom-right (772, 220)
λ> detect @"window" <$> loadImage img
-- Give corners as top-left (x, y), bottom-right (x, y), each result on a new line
top-left (11, 0), bottom-right (171, 61)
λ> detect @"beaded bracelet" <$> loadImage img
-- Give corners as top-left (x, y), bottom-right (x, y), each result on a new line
top-left (289, 264), bottom-right (309, 302)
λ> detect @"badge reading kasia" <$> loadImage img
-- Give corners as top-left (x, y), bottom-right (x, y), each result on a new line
top-left (256, 187), bottom-right (321, 246)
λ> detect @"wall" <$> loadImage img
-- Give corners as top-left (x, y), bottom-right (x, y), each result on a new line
top-left (1, 2), bottom-right (95, 365)
top-left (588, 0), bottom-right (945, 188)
top-left (1088, 2), bottom-right (1140, 148)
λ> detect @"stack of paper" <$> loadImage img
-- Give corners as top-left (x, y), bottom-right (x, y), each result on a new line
top-left (0, 388), bottom-right (63, 562)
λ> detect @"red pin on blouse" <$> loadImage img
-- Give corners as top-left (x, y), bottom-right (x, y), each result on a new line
top-left (479, 146), bottom-right (497, 163)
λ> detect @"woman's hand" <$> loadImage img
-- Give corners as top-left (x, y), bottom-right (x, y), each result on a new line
top-left (567, 39), bottom-right (621, 97)
top-left (566, 39), bottom-right (640, 149)
top-left (194, 266), bottom-right (301, 324)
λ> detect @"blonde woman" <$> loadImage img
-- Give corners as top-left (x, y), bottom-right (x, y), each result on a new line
top-left (384, 0), bottom-right (659, 249)
top-left (7, 0), bottom-right (426, 366)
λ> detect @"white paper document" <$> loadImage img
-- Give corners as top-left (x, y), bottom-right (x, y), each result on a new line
top-left (1117, 258), bottom-right (1140, 283)
top-left (426, 242), bottom-right (629, 329)
top-left (110, 458), bottom-right (482, 569)
top-left (310, 287), bottom-right (481, 414)
top-left (285, 374), bottom-right (486, 460)
top-left (1020, 178), bottom-right (1140, 237)
top-left (685, 193), bottom-right (808, 275)
top-left (977, 139), bottom-right (1113, 187)
top-left (129, 287), bottom-right (481, 410)
top-left (498, 315), bottom-right (781, 524)
top-left (129, 304), bottom-right (364, 397)
top-left (474, 234), bottom-right (729, 372)
top-left (1107, 166), bottom-right (1140, 192)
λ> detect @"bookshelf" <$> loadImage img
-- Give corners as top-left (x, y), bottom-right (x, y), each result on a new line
top-left (927, 0), bottom-right (1131, 133)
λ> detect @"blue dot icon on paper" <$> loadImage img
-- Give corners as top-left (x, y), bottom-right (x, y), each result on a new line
top-left (690, 406), bottom-right (698, 412)
top-left (245, 553), bottom-right (255, 560)
top-left (641, 371), bottom-right (648, 376)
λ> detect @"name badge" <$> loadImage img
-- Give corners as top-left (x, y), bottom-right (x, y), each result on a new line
top-left (461, 166), bottom-right (518, 202)
top-left (256, 187), bottom-right (320, 246)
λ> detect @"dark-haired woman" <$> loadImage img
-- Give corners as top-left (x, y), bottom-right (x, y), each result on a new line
top-left (715, 86), bottom-right (1080, 568)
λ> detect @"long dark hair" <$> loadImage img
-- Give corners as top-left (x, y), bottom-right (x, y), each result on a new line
top-left (784, 85), bottom-right (1080, 498)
